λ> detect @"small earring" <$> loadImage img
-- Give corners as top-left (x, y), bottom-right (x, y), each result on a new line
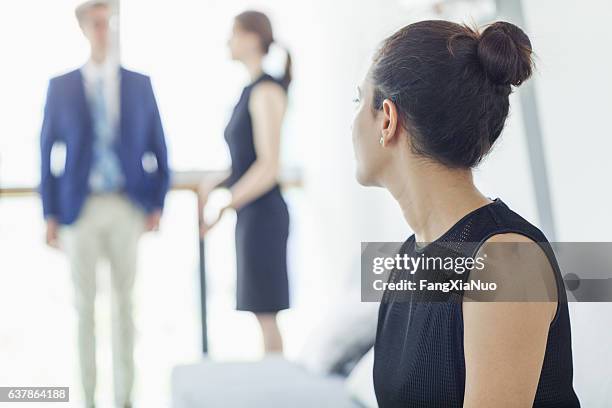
top-left (379, 137), bottom-right (384, 146)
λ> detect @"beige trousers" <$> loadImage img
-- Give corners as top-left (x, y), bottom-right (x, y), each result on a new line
top-left (60, 194), bottom-right (144, 407)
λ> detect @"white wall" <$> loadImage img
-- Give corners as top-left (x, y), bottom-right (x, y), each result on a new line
top-left (524, 0), bottom-right (612, 242)
top-left (522, 0), bottom-right (612, 404)
top-left (0, 0), bottom-right (88, 186)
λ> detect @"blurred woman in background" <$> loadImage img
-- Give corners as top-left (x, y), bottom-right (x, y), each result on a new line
top-left (352, 20), bottom-right (579, 407)
top-left (199, 10), bottom-right (291, 354)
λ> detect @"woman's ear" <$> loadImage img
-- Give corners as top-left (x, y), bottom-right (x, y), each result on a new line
top-left (380, 99), bottom-right (399, 147)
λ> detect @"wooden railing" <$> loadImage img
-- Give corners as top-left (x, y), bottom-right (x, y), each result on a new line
top-left (0, 169), bottom-right (302, 354)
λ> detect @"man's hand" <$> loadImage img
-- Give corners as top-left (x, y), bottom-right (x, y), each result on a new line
top-left (45, 218), bottom-right (60, 249)
top-left (145, 209), bottom-right (162, 232)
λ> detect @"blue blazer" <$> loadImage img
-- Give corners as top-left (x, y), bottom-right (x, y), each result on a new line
top-left (40, 67), bottom-right (170, 225)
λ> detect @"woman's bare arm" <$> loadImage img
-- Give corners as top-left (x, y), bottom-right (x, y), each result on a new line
top-left (462, 233), bottom-right (557, 407)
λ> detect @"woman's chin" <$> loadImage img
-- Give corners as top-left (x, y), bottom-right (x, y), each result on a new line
top-left (355, 169), bottom-right (377, 187)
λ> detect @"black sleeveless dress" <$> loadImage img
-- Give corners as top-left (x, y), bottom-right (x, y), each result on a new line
top-left (223, 73), bottom-right (289, 313)
top-left (374, 199), bottom-right (580, 407)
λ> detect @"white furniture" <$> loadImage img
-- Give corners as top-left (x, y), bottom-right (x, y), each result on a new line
top-left (172, 355), bottom-right (362, 408)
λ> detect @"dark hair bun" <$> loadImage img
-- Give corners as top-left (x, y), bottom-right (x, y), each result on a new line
top-left (477, 21), bottom-right (533, 87)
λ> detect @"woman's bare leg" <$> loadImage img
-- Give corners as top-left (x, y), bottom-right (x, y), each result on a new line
top-left (255, 313), bottom-right (283, 353)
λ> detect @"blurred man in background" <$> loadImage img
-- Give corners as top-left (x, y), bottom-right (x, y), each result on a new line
top-left (39, 1), bottom-right (170, 407)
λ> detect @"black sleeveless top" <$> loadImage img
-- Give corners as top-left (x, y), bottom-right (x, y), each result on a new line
top-left (373, 199), bottom-right (580, 407)
top-left (222, 72), bottom-right (287, 211)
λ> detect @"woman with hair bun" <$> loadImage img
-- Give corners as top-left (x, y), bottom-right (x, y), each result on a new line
top-left (199, 10), bottom-right (291, 353)
top-left (352, 20), bottom-right (580, 407)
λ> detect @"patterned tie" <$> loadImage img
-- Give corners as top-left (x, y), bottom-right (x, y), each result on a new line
top-left (89, 77), bottom-right (124, 192)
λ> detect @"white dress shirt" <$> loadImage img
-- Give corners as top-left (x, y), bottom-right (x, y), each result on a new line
top-left (81, 57), bottom-right (121, 131)
top-left (81, 57), bottom-right (123, 192)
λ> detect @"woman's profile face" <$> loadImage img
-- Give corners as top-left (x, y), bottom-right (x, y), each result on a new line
top-left (352, 77), bottom-right (387, 186)
top-left (228, 21), bottom-right (260, 61)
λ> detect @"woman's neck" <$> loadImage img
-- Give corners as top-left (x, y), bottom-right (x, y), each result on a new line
top-left (385, 159), bottom-right (491, 244)
top-left (243, 55), bottom-right (264, 82)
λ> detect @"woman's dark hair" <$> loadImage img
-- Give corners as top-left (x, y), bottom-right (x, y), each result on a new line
top-left (235, 10), bottom-right (292, 89)
top-left (371, 20), bottom-right (533, 168)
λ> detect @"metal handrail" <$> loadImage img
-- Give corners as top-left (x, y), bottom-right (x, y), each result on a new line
top-left (0, 168), bottom-right (303, 195)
